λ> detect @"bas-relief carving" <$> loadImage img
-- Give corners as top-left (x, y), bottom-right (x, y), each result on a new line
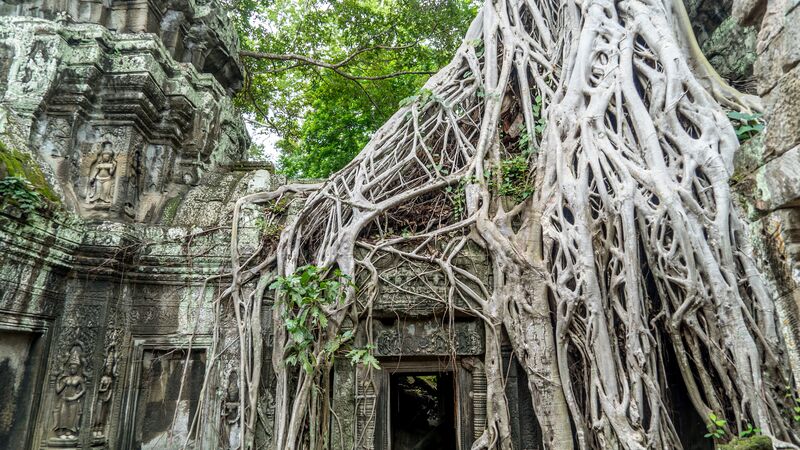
top-left (371, 263), bottom-right (481, 316)
top-left (84, 142), bottom-right (117, 208)
top-left (373, 321), bottom-right (483, 357)
top-left (220, 370), bottom-right (240, 450)
top-left (62, 305), bottom-right (102, 328)
top-left (90, 342), bottom-right (117, 440)
top-left (50, 345), bottom-right (87, 443)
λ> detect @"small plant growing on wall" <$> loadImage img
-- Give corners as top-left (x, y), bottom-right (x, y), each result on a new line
top-left (270, 265), bottom-right (378, 374)
top-left (0, 176), bottom-right (43, 215)
top-left (727, 111), bottom-right (764, 143)
top-left (705, 412), bottom-right (727, 440)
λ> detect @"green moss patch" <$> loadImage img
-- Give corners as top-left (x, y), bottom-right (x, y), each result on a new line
top-left (0, 140), bottom-right (59, 203)
top-left (719, 436), bottom-right (772, 450)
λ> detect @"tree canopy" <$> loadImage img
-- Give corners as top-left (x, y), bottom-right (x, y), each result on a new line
top-left (232, 0), bottom-right (477, 177)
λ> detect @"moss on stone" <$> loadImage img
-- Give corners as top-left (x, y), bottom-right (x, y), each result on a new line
top-left (160, 196), bottom-right (183, 225)
top-left (701, 17), bottom-right (757, 86)
top-left (718, 436), bottom-right (772, 450)
top-left (0, 140), bottom-right (59, 203)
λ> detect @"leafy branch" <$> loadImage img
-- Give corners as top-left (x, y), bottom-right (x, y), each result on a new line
top-left (270, 265), bottom-right (379, 374)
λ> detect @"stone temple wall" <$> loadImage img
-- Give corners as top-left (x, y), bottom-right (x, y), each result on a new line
top-left (728, 0), bottom-right (800, 384)
top-left (0, 5), bottom-right (249, 224)
top-left (0, 1), bottom-right (266, 448)
top-left (0, 163), bottom-right (283, 449)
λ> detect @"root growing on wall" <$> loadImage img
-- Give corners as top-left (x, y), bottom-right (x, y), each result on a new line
top-left (211, 0), bottom-right (798, 448)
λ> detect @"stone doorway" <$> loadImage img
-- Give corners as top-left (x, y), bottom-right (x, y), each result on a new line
top-left (389, 371), bottom-right (457, 450)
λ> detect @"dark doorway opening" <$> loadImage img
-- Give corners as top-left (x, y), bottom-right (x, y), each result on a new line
top-left (390, 372), bottom-right (457, 450)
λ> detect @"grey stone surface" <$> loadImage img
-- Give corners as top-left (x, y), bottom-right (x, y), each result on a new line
top-left (0, 15), bottom-right (249, 223)
top-left (732, 0), bottom-right (800, 394)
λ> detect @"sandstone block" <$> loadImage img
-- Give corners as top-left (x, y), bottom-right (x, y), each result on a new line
top-left (750, 144), bottom-right (800, 212)
top-left (782, 5), bottom-right (800, 71)
top-left (764, 65), bottom-right (800, 156)
top-left (733, 0), bottom-right (768, 26)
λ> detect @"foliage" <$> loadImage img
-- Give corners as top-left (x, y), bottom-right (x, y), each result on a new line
top-left (345, 344), bottom-right (380, 370)
top-left (705, 412), bottom-right (727, 440)
top-left (232, 0), bottom-right (478, 177)
top-left (254, 215), bottom-right (284, 239)
top-left (0, 176), bottom-right (44, 214)
top-left (785, 386), bottom-right (800, 423)
top-left (444, 176), bottom-right (475, 217)
top-left (727, 110), bottom-right (764, 142)
top-left (496, 155), bottom-right (534, 201)
top-left (269, 265), bottom-right (377, 373)
top-left (0, 140), bottom-right (59, 202)
top-left (739, 423), bottom-right (761, 438)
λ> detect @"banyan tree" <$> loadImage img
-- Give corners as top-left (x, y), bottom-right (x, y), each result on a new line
top-left (221, 0), bottom-right (800, 448)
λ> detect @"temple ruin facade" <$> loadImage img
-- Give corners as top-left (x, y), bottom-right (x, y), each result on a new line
top-left (1, 0), bottom-right (800, 449)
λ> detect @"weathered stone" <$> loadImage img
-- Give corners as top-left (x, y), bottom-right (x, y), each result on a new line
top-left (0, 16), bottom-right (249, 223)
top-left (742, 145), bottom-right (800, 212)
top-left (781, 4), bottom-right (800, 71)
top-left (701, 17), bottom-right (757, 86)
top-left (0, 0), bottom-right (244, 92)
top-left (372, 320), bottom-right (484, 357)
top-left (764, 66), bottom-right (800, 156)
top-left (754, 25), bottom-right (786, 95)
top-left (732, 0), bottom-right (767, 26)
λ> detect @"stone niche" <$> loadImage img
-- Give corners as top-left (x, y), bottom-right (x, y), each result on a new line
top-left (120, 339), bottom-right (210, 450)
top-left (0, 328), bottom-right (48, 449)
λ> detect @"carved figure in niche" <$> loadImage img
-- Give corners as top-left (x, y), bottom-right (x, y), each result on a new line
top-left (85, 142), bottom-right (117, 206)
top-left (91, 344), bottom-right (118, 438)
top-left (220, 370), bottom-right (240, 449)
top-left (53, 346), bottom-right (86, 440)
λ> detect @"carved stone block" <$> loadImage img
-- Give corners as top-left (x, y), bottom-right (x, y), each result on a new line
top-left (373, 320), bottom-right (484, 357)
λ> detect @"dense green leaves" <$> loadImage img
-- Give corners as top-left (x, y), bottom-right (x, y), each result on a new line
top-left (232, 0), bottom-right (477, 177)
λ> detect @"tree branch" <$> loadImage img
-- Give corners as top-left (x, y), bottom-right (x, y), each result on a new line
top-left (240, 47), bottom-right (436, 81)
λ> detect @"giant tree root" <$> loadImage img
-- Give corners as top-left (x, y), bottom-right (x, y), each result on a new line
top-left (217, 1), bottom-right (799, 449)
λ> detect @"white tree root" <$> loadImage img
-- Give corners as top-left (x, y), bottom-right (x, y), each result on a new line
top-left (216, 0), bottom-right (799, 449)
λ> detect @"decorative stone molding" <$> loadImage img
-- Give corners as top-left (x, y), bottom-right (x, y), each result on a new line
top-left (0, 0), bottom-right (244, 92)
top-left (373, 320), bottom-right (484, 357)
top-left (0, 15), bottom-right (249, 223)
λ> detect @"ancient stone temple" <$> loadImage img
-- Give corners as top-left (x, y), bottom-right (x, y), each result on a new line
top-left (1, 0), bottom-right (800, 449)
